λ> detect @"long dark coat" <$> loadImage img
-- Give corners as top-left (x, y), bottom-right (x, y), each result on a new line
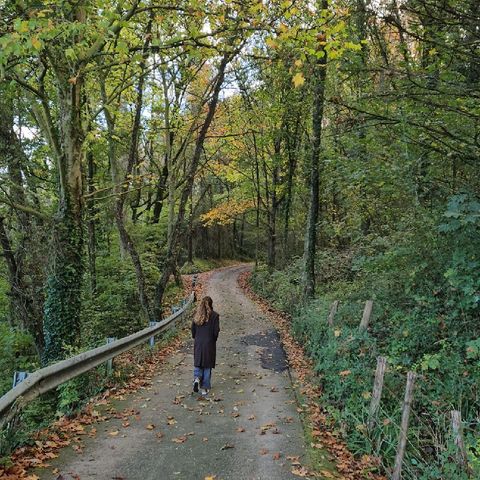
top-left (191, 311), bottom-right (220, 368)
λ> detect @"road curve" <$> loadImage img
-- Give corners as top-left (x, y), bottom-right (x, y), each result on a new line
top-left (38, 265), bottom-right (307, 480)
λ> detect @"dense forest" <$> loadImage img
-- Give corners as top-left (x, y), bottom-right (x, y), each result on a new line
top-left (0, 0), bottom-right (479, 477)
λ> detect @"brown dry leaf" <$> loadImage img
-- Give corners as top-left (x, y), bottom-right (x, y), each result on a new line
top-left (172, 435), bottom-right (187, 444)
top-left (122, 422), bottom-right (130, 428)
top-left (220, 443), bottom-right (234, 450)
top-left (109, 430), bottom-right (119, 436)
top-left (156, 432), bottom-right (164, 439)
top-left (291, 466), bottom-right (309, 477)
top-left (272, 452), bottom-right (281, 460)
top-left (204, 476), bottom-right (217, 480)
top-left (236, 427), bottom-right (245, 433)
top-left (247, 414), bottom-right (255, 420)
top-left (339, 370), bottom-right (351, 377)
top-left (146, 424), bottom-right (155, 430)
top-left (260, 422), bottom-right (275, 432)
top-left (202, 437), bottom-right (208, 442)
top-left (259, 448), bottom-right (268, 455)
top-left (320, 470), bottom-right (335, 478)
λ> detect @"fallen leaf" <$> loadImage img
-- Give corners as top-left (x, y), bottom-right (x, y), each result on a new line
top-left (172, 435), bottom-right (187, 444)
top-left (273, 452), bottom-right (281, 460)
top-left (109, 430), bottom-right (119, 436)
top-left (220, 443), bottom-right (234, 450)
top-left (259, 448), bottom-right (268, 455)
top-left (146, 424), bottom-right (155, 430)
top-left (236, 427), bottom-right (245, 432)
top-left (291, 466), bottom-right (309, 477)
top-left (320, 470), bottom-right (335, 478)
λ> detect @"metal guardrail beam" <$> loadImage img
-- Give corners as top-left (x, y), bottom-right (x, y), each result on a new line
top-left (0, 292), bottom-right (194, 429)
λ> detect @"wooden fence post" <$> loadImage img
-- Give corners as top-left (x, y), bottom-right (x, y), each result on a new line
top-left (327, 300), bottom-right (339, 327)
top-left (359, 300), bottom-right (373, 330)
top-left (368, 356), bottom-right (387, 429)
top-left (450, 410), bottom-right (471, 474)
top-left (392, 372), bottom-right (416, 480)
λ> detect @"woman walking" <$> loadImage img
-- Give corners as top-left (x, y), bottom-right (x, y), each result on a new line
top-left (192, 296), bottom-right (220, 396)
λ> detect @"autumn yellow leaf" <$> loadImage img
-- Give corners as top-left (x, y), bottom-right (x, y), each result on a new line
top-left (266, 37), bottom-right (278, 49)
top-left (31, 37), bottom-right (42, 50)
top-left (292, 72), bottom-right (305, 88)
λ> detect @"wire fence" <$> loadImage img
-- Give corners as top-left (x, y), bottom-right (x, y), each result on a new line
top-left (323, 299), bottom-right (478, 480)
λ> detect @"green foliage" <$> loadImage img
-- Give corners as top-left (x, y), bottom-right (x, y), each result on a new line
top-left (43, 213), bottom-right (83, 364)
top-left (0, 324), bottom-right (38, 397)
top-left (0, 394), bottom-right (57, 457)
top-left (57, 371), bottom-right (105, 416)
top-left (250, 259), bottom-right (303, 312)
top-left (251, 197), bottom-right (480, 477)
top-left (81, 254), bottom-right (150, 344)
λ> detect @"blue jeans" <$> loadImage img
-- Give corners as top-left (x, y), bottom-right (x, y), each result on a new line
top-left (194, 367), bottom-right (212, 389)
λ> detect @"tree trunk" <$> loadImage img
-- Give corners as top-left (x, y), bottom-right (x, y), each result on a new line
top-left (43, 72), bottom-right (84, 362)
top-left (303, 0), bottom-right (328, 298)
top-left (0, 90), bottom-right (45, 355)
top-left (86, 149), bottom-right (97, 294)
top-left (153, 53), bottom-right (231, 318)
top-left (114, 29), bottom-right (153, 321)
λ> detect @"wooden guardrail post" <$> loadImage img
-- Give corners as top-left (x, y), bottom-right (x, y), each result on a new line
top-left (368, 356), bottom-right (387, 430)
top-left (327, 300), bottom-right (339, 327)
top-left (450, 410), bottom-right (471, 474)
top-left (392, 371), bottom-right (416, 480)
top-left (359, 300), bottom-right (373, 330)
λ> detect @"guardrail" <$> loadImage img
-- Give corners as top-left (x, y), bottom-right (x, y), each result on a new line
top-left (0, 291), bottom-right (195, 430)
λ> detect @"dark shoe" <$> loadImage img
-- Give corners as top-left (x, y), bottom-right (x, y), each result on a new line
top-left (193, 377), bottom-right (200, 393)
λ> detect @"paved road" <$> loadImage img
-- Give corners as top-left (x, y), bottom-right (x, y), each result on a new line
top-left (39, 265), bottom-right (308, 480)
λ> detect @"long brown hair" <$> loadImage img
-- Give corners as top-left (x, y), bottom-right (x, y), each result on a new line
top-left (194, 296), bottom-right (213, 326)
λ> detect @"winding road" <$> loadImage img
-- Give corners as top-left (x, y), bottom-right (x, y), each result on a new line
top-left (39, 265), bottom-right (308, 480)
